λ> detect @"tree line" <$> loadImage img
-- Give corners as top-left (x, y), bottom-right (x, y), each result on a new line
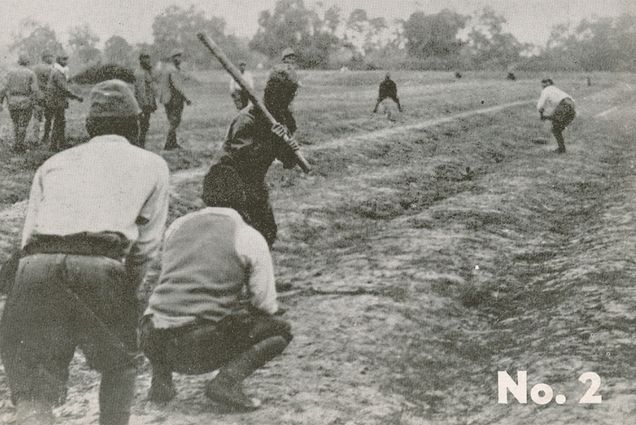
top-left (9, 0), bottom-right (636, 73)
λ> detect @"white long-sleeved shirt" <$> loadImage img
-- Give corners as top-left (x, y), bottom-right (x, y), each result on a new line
top-left (537, 85), bottom-right (574, 117)
top-left (229, 70), bottom-right (254, 93)
top-left (145, 207), bottom-right (278, 329)
top-left (22, 135), bottom-right (170, 267)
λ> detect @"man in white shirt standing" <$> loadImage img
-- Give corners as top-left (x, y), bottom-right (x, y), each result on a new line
top-left (537, 78), bottom-right (576, 154)
top-left (0, 79), bottom-right (170, 425)
top-left (229, 61), bottom-right (254, 110)
top-left (141, 164), bottom-right (292, 411)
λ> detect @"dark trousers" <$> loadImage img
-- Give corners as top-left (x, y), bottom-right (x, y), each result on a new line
top-left (206, 162), bottom-right (278, 247)
top-left (50, 107), bottom-right (66, 151)
top-left (141, 312), bottom-right (292, 376)
top-left (164, 100), bottom-right (184, 149)
top-left (33, 104), bottom-right (54, 143)
top-left (373, 95), bottom-right (402, 113)
top-left (8, 107), bottom-right (33, 150)
top-left (551, 99), bottom-right (576, 152)
top-left (0, 253), bottom-right (138, 406)
top-left (137, 110), bottom-right (152, 148)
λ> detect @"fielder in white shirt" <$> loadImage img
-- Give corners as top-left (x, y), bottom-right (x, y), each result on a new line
top-left (537, 78), bottom-right (576, 153)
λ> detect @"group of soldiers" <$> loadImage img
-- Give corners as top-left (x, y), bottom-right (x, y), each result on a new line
top-left (0, 46), bottom-right (302, 425)
top-left (0, 52), bottom-right (82, 152)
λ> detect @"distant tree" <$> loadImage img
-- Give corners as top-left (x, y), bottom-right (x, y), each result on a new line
top-left (250, 0), bottom-right (341, 68)
top-left (151, 5), bottom-right (247, 68)
top-left (542, 14), bottom-right (636, 71)
top-left (10, 19), bottom-right (64, 64)
top-left (463, 7), bottom-right (524, 69)
top-left (68, 24), bottom-right (101, 65)
top-left (403, 10), bottom-right (468, 59)
top-left (103, 35), bottom-right (134, 67)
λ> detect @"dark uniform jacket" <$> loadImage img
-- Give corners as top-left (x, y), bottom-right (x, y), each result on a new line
top-left (220, 105), bottom-right (297, 185)
top-left (45, 67), bottom-right (75, 109)
top-left (32, 63), bottom-right (52, 104)
top-left (379, 78), bottom-right (398, 99)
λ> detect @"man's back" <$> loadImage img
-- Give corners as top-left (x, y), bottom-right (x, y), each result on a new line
top-left (32, 64), bottom-right (52, 91)
top-left (22, 135), bottom-right (169, 257)
top-left (379, 78), bottom-right (397, 98)
top-left (4, 66), bottom-right (37, 109)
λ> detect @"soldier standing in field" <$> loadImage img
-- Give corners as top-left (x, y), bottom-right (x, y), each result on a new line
top-left (0, 54), bottom-right (39, 152)
top-left (204, 68), bottom-right (301, 248)
top-left (537, 78), bottom-right (576, 154)
top-left (45, 53), bottom-right (83, 151)
top-left (133, 52), bottom-right (157, 148)
top-left (373, 72), bottom-right (403, 113)
top-left (229, 61), bottom-right (254, 110)
top-left (0, 80), bottom-right (170, 425)
top-left (158, 49), bottom-right (191, 150)
top-left (31, 51), bottom-right (55, 145)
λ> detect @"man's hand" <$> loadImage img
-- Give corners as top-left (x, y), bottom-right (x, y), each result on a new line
top-left (271, 122), bottom-right (288, 139)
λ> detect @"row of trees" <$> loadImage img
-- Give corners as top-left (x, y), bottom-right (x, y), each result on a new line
top-left (9, 0), bottom-right (636, 73)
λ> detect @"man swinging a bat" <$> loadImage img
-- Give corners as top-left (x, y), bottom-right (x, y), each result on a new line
top-left (205, 67), bottom-right (301, 247)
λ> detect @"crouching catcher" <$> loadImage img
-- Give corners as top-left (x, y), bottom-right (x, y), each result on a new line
top-left (141, 165), bottom-right (292, 410)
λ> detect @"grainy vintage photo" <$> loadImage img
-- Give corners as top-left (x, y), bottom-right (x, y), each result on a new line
top-left (0, 1), bottom-right (635, 424)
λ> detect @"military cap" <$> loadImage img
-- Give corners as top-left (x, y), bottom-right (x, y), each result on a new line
top-left (281, 48), bottom-right (296, 60)
top-left (88, 79), bottom-right (141, 119)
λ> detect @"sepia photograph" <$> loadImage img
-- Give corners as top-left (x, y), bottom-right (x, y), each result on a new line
top-left (0, 0), bottom-right (635, 423)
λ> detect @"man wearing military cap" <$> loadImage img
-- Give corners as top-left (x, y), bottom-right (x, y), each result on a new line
top-left (133, 52), bottom-right (157, 148)
top-left (45, 52), bottom-right (83, 151)
top-left (158, 48), bottom-right (191, 150)
top-left (31, 51), bottom-right (55, 145)
top-left (281, 47), bottom-right (297, 69)
top-left (0, 79), bottom-right (170, 425)
top-left (0, 54), bottom-right (39, 151)
top-left (204, 67), bottom-right (300, 247)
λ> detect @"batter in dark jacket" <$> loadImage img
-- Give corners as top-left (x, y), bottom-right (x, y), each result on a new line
top-left (373, 72), bottom-right (402, 113)
top-left (206, 68), bottom-right (300, 247)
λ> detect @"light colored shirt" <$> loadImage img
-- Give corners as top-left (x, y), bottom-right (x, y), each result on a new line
top-left (229, 70), bottom-right (254, 93)
top-left (145, 207), bottom-right (278, 329)
top-left (537, 85), bottom-right (574, 117)
top-left (158, 62), bottom-right (188, 105)
top-left (22, 135), bottom-right (170, 268)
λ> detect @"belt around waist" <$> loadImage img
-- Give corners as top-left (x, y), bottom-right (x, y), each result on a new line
top-left (23, 232), bottom-right (129, 260)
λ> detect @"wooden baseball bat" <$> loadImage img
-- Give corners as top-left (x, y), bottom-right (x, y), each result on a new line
top-left (197, 32), bottom-right (311, 173)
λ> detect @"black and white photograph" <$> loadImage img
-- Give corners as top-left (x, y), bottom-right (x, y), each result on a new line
top-left (0, 0), bottom-right (635, 424)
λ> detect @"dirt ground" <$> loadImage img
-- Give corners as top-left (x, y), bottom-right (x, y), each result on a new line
top-left (0, 71), bottom-right (635, 424)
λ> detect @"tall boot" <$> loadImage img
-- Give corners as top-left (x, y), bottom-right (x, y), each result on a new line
top-left (14, 400), bottom-right (55, 425)
top-left (205, 336), bottom-right (288, 410)
top-left (99, 367), bottom-right (136, 425)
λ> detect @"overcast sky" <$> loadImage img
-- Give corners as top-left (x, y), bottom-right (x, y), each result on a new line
top-left (1, 0), bottom-right (635, 49)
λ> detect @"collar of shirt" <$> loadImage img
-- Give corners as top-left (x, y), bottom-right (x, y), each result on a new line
top-left (88, 134), bottom-right (131, 146)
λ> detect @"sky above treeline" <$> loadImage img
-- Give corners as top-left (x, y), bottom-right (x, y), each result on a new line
top-left (1, 0), bottom-right (635, 49)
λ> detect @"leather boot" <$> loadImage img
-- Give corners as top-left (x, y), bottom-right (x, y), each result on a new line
top-left (147, 366), bottom-right (177, 403)
top-left (14, 400), bottom-right (54, 425)
top-left (205, 336), bottom-right (288, 410)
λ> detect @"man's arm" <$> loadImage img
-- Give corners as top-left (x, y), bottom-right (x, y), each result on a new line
top-left (126, 159), bottom-right (170, 287)
top-left (236, 224), bottom-right (278, 315)
top-left (21, 167), bottom-right (44, 248)
top-left (53, 71), bottom-right (82, 101)
top-left (169, 71), bottom-right (191, 105)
